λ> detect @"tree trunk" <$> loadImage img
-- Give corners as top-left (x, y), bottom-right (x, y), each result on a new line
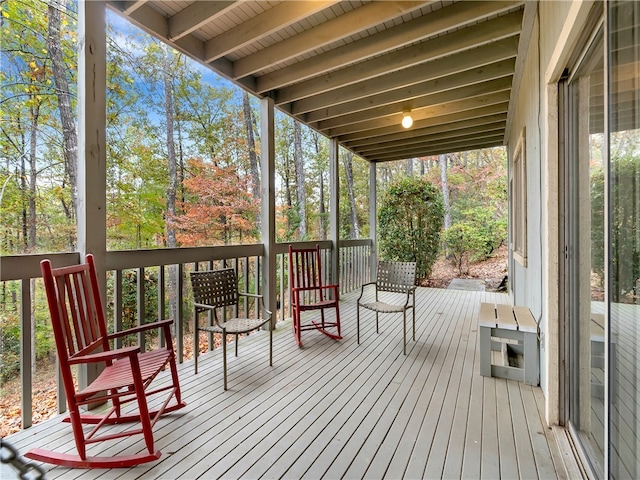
top-left (48, 1), bottom-right (78, 228)
top-left (28, 104), bottom-right (38, 252)
top-left (343, 151), bottom-right (360, 239)
top-left (313, 133), bottom-right (327, 240)
top-left (163, 47), bottom-right (177, 249)
top-left (162, 45), bottom-right (179, 330)
top-left (439, 154), bottom-right (452, 232)
top-left (294, 122), bottom-right (307, 238)
top-left (406, 158), bottom-right (413, 176)
top-left (243, 91), bottom-right (260, 231)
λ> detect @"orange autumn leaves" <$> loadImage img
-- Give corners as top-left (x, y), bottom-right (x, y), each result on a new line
top-left (171, 158), bottom-right (259, 246)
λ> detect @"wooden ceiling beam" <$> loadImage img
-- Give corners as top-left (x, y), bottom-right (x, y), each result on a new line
top-left (257, 1), bottom-right (523, 94)
top-left (204, 1), bottom-right (337, 62)
top-left (354, 122), bottom-right (507, 156)
top-left (122, 0), bottom-right (146, 14)
top-left (232, 1), bottom-right (428, 79)
top-left (273, 11), bottom-right (522, 103)
top-left (305, 59), bottom-right (515, 123)
top-left (327, 92), bottom-right (511, 137)
top-left (169, 2), bottom-right (239, 42)
top-left (346, 114), bottom-right (508, 149)
top-left (336, 103), bottom-right (509, 143)
top-left (315, 77), bottom-right (512, 131)
top-left (367, 137), bottom-right (504, 163)
top-left (356, 127), bottom-right (506, 158)
top-left (289, 38), bottom-right (518, 114)
top-left (108, 2), bottom-right (170, 37)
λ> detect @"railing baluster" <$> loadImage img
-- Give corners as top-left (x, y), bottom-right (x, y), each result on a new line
top-left (20, 278), bottom-right (32, 429)
top-left (2, 240), bottom-right (372, 432)
top-left (113, 270), bottom-right (123, 348)
top-left (158, 265), bottom-right (166, 347)
top-left (137, 267), bottom-right (145, 351)
top-left (176, 263), bottom-right (184, 363)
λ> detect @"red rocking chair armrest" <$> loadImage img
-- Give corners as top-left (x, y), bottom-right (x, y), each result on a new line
top-left (68, 345), bottom-right (140, 365)
top-left (107, 319), bottom-right (174, 340)
top-left (292, 284), bottom-right (339, 292)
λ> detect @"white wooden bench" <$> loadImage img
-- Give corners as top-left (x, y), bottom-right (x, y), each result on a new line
top-left (479, 302), bottom-right (539, 386)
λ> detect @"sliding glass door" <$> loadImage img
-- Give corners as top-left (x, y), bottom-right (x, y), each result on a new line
top-left (564, 23), bottom-right (606, 477)
top-left (608, 2), bottom-right (640, 478)
top-left (563, 2), bottom-right (639, 478)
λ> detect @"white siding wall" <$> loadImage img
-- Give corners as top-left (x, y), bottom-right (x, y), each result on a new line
top-left (506, 0), bottom-right (596, 424)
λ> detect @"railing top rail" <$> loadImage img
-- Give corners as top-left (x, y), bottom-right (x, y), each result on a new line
top-left (1, 239), bottom-right (373, 282)
top-left (1, 253), bottom-right (81, 282)
top-left (338, 239), bottom-right (373, 248)
top-left (107, 244), bottom-right (264, 270)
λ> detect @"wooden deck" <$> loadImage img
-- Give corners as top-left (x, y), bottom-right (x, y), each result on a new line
top-left (2, 288), bottom-right (568, 480)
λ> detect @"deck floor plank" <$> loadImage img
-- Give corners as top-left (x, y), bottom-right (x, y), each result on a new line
top-left (496, 379), bottom-right (519, 478)
top-left (401, 291), bottom-right (474, 479)
top-left (422, 291), bottom-right (479, 479)
top-left (441, 294), bottom-right (481, 479)
top-left (480, 378), bottom-right (500, 479)
top-left (369, 289), bottom-right (468, 477)
top-left (521, 384), bottom-right (558, 480)
top-left (282, 289), bottom-right (446, 480)
top-left (1, 288), bottom-right (566, 480)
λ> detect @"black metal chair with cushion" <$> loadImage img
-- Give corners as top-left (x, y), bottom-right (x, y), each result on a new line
top-left (357, 261), bottom-right (417, 354)
top-left (190, 268), bottom-right (272, 390)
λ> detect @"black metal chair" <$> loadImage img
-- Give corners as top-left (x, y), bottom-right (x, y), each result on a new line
top-left (357, 261), bottom-right (416, 354)
top-left (190, 268), bottom-right (272, 390)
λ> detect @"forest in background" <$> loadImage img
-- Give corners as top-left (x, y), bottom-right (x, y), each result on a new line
top-left (1, 0), bottom-right (506, 258)
top-left (0, 0), bottom-right (508, 430)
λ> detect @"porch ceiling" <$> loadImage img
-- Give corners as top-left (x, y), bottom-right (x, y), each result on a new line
top-left (107, 1), bottom-right (534, 162)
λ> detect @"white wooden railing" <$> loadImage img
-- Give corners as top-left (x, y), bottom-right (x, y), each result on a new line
top-left (0, 239), bottom-right (372, 430)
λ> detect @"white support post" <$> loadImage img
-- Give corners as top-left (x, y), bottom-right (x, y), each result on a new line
top-left (329, 139), bottom-right (340, 285)
top-left (77, 0), bottom-right (106, 390)
top-left (260, 97), bottom-right (277, 326)
top-left (369, 161), bottom-right (377, 277)
top-left (78, 0), bottom-right (107, 274)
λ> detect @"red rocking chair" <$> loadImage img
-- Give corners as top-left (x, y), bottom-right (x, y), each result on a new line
top-left (288, 244), bottom-right (342, 347)
top-left (26, 254), bottom-right (186, 468)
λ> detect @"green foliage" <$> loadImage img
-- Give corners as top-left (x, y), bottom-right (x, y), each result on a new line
top-left (0, 313), bottom-right (21, 382)
top-left (0, 281), bottom-right (54, 382)
top-left (106, 269), bottom-right (160, 347)
top-left (591, 154), bottom-right (640, 299)
top-left (443, 223), bottom-right (481, 275)
top-left (378, 177), bottom-right (444, 280)
top-left (444, 209), bottom-right (506, 275)
top-left (590, 166), bottom-right (605, 284)
top-left (446, 206), bottom-right (506, 274)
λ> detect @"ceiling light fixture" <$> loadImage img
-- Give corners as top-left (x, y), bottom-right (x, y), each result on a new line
top-left (401, 109), bottom-right (413, 129)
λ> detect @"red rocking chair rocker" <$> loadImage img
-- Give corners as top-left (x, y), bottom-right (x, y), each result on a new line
top-left (288, 244), bottom-right (342, 347)
top-left (26, 254), bottom-right (186, 468)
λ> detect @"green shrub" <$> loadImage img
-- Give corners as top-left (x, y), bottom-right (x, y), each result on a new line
top-left (0, 308), bottom-right (54, 383)
top-left (591, 157), bottom-right (640, 299)
top-left (378, 177), bottom-right (444, 280)
top-left (444, 223), bottom-right (486, 275)
top-left (444, 203), bottom-right (506, 275)
top-left (0, 313), bottom-right (21, 382)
